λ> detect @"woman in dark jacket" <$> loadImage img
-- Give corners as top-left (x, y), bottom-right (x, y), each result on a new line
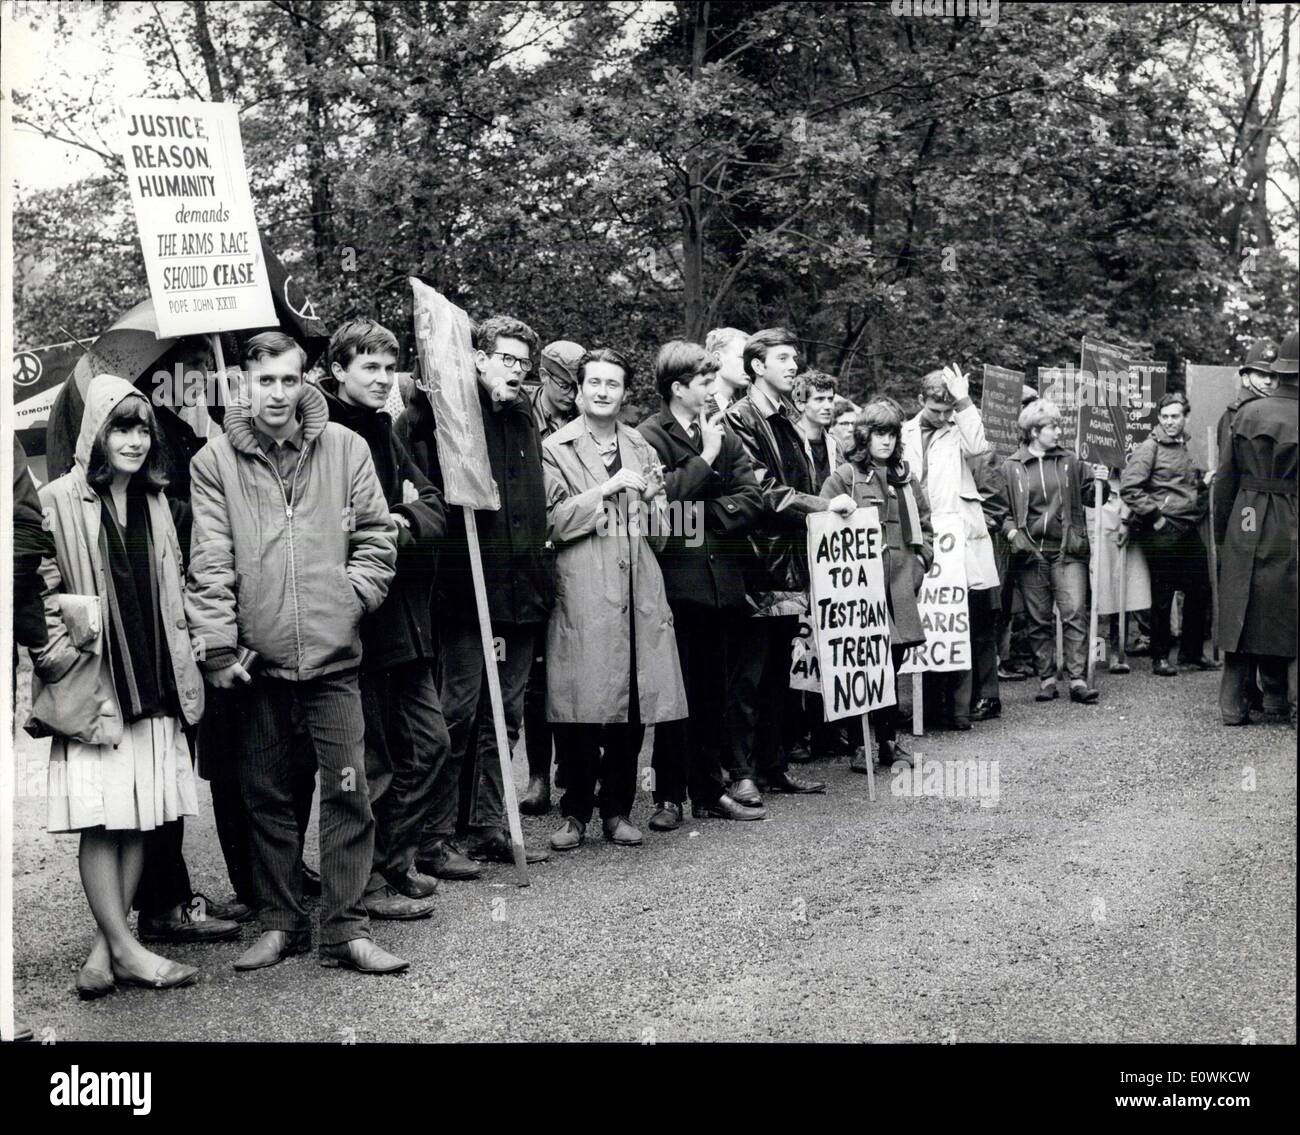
top-left (822, 400), bottom-right (933, 769)
top-left (1000, 400), bottom-right (1109, 705)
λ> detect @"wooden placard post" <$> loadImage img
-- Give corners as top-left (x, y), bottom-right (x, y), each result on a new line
top-left (1206, 426), bottom-right (1220, 660)
top-left (911, 674), bottom-right (923, 737)
top-left (465, 510), bottom-right (530, 885)
top-left (1086, 477), bottom-right (1104, 686)
top-left (1110, 539), bottom-right (1131, 674)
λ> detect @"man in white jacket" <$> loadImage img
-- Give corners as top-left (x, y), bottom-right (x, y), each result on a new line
top-left (901, 365), bottom-right (1000, 730)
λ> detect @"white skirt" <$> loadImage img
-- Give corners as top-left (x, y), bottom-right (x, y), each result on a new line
top-left (46, 714), bottom-right (199, 834)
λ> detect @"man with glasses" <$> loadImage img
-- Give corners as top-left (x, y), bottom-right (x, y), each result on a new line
top-left (520, 340), bottom-right (584, 814)
top-left (415, 315), bottom-right (554, 876)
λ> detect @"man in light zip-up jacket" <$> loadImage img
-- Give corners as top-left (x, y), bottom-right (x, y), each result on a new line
top-left (187, 332), bottom-right (406, 976)
top-left (1119, 392), bottom-right (1216, 676)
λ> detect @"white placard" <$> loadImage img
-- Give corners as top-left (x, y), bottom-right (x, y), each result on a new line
top-left (120, 98), bottom-right (276, 338)
top-left (899, 514), bottom-right (970, 673)
top-left (806, 506), bottom-right (895, 722)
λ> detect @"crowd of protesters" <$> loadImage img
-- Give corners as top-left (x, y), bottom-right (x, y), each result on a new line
top-left (12, 313), bottom-right (1298, 992)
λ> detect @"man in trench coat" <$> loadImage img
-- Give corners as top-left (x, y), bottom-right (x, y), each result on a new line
top-left (1214, 329), bottom-right (1298, 726)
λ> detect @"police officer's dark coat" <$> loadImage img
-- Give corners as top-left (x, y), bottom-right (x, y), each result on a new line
top-left (1213, 384), bottom-right (1298, 657)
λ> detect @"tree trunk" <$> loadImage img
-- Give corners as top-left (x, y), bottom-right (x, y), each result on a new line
top-left (190, 1), bottom-right (225, 102)
top-left (680, 1), bottom-right (708, 340)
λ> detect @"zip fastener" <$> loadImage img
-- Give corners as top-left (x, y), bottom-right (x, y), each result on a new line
top-left (253, 447), bottom-right (308, 669)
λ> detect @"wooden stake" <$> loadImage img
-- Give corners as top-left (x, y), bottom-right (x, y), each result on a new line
top-left (464, 507), bottom-right (530, 886)
top-left (1086, 477), bottom-right (1104, 686)
top-left (209, 332), bottom-right (234, 411)
top-left (911, 672), bottom-right (923, 737)
top-left (1206, 426), bottom-right (1220, 660)
top-left (1110, 538), bottom-right (1131, 674)
top-left (859, 714), bottom-right (877, 802)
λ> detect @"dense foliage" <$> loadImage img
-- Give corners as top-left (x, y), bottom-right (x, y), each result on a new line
top-left (13, 1), bottom-right (1297, 409)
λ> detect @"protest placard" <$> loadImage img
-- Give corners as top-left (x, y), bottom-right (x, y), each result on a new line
top-left (1076, 336), bottom-right (1132, 470)
top-left (899, 514), bottom-right (969, 674)
top-left (789, 614), bottom-right (822, 693)
top-left (409, 278), bottom-right (498, 510)
top-left (119, 99), bottom-right (276, 339)
top-left (1037, 365), bottom-right (1077, 454)
top-left (1124, 360), bottom-right (1168, 458)
top-left (806, 507), bottom-right (895, 721)
top-left (981, 364), bottom-right (1026, 459)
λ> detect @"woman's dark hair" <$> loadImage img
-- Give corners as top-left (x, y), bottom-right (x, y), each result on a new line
top-left (85, 395), bottom-right (170, 492)
top-left (654, 339), bottom-right (717, 402)
top-left (846, 399), bottom-right (905, 472)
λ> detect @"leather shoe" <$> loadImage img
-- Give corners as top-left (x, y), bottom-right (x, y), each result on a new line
top-left (111, 957), bottom-right (199, 990)
top-left (234, 930), bottom-right (310, 971)
top-left (879, 738), bottom-right (912, 768)
top-left (319, 938), bottom-right (410, 975)
top-left (519, 775), bottom-right (552, 815)
top-left (603, 816), bottom-right (643, 845)
top-left (1069, 683), bottom-right (1100, 704)
top-left (970, 697), bottom-right (1001, 721)
top-left (416, 840), bottom-right (483, 881)
top-left (389, 866), bottom-right (439, 900)
top-left (1035, 681), bottom-right (1059, 701)
top-left (468, 831), bottom-right (550, 864)
top-left (1152, 659), bottom-right (1178, 677)
top-left (997, 665), bottom-right (1030, 682)
top-left (728, 778), bottom-right (762, 806)
top-left (75, 965), bottom-right (116, 1000)
top-left (692, 793), bottom-right (766, 821)
top-left (196, 894), bottom-right (256, 923)
top-left (301, 862), bottom-right (321, 897)
top-left (849, 746), bottom-right (871, 774)
top-left (787, 741), bottom-right (813, 764)
top-left (138, 900), bottom-right (240, 944)
top-left (1179, 655), bottom-right (1221, 671)
top-left (362, 885), bottom-right (436, 921)
top-left (648, 801), bottom-right (683, 831)
top-left (550, 818), bottom-right (584, 851)
top-left (945, 717), bottom-right (973, 732)
top-left (756, 771), bottom-right (826, 794)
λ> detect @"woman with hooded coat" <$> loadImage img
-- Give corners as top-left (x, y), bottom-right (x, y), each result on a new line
top-left (27, 373), bottom-right (205, 998)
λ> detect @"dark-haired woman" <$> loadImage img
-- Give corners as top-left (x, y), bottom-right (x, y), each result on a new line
top-left (821, 400), bottom-right (934, 769)
top-left (28, 374), bottom-right (205, 997)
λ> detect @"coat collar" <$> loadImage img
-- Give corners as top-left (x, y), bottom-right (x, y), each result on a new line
top-left (223, 381), bottom-right (330, 457)
top-left (657, 402), bottom-right (701, 453)
top-left (551, 415), bottom-right (612, 486)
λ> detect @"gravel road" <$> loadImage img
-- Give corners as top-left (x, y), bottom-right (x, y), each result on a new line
top-left (11, 664), bottom-right (1295, 1043)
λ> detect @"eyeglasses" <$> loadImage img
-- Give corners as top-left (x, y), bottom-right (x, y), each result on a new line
top-left (491, 350), bottom-right (533, 375)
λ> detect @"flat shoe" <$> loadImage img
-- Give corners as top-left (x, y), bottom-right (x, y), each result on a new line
top-left (550, 818), bottom-right (585, 851)
top-left (111, 958), bottom-right (199, 990)
top-left (602, 816), bottom-right (643, 846)
top-left (75, 966), bottom-right (116, 1000)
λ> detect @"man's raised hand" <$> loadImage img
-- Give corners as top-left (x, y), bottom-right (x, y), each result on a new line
top-left (942, 363), bottom-right (970, 403)
top-left (699, 410), bottom-right (725, 465)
